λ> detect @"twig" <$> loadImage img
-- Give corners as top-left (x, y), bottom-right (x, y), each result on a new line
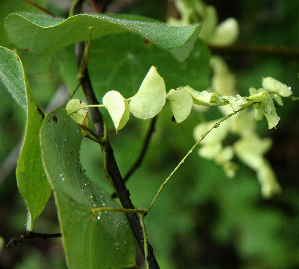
top-left (145, 103), bottom-right (256, 215)
top-left (6, 232), bottom-right (62, 248)
top-left (20, 0), bottom-right (56, 16)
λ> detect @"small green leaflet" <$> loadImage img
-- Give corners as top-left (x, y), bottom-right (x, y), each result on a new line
top-left (40, 109), bottom-right (136, 269)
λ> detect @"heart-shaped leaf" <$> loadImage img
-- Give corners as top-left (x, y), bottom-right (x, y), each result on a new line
top-left (5, 13), bottom-right (201, 61)
top-left (40, 109), bottom-right (136, 269)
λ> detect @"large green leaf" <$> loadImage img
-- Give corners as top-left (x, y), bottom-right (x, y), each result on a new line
top-left (0, 47), bottom-right (51, 230)
top-left (40, 109), bottom-right (136, 269)
top-left (88, 33), bottom-right (210, 98)
top-left (5, 12), bottom-right (201, 61)
top-left (0, 0), bottom-right (46, 48)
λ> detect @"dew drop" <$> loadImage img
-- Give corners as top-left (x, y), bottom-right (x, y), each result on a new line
top-left (115, 242), bottom-right (120, 249)
top-left (263, 104), bottom-right (271, 114)
top-left (59, 173), bottom-right (65, 181)
top-left (96, 211), bottom-right (102, 220)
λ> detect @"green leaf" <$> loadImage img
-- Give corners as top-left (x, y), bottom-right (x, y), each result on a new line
top-left (5, 12), bottom-right (201, 61)
top-left (0, 47), bottom-right (51, 230)
top-left (103, 91), bottom-right (130, 132)
top-left (88, 34), bottom-right (210, 98)
top-left (17, 81), bottom-right (51, 231)
top-left (54, 45), bottom-right (79, 92)
top-left (129, 66), bottom-right (166, 119)
top-left (0, 0), bottom-right (46, 49)
top-left (40, 109), bottom-right (136, 269)
top-left (166, 88), bottom-right (193, 123)
top-left (0, 46), bottom-right (26, 110)
top-left (261, 97), bottom-right (280, 129)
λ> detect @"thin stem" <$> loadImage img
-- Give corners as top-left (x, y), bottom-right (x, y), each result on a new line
top-left (20, 0), bottom-right (56, 16)
top-left (70, 27), bottom-right (93, 99)
top-left (145, 103), bottom-right (256, 215)
top-left (6, 232), bottom-right (62, 248)
top-left (89, 0), bottom-right (102, 12)
top-left (79, 27), bottom-right (93, 78)
top-left (139, 213), bottom-right (149, 269)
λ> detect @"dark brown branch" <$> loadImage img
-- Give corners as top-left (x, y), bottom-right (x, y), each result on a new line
top-left (6, 232), bottom-right (62, 248)
top-left (80, 68), bottom-right (105, 138)
top-left (112, 116), bottom-right (157, 198)
top-left (73, 3), bottom-right (159, 268)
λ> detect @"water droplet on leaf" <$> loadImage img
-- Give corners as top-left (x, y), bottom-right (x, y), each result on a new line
top-left (263, 104), bottom-right (271, 114)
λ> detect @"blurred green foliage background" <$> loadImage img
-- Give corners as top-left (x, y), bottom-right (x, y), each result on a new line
top-left (1, 0), bottom-right (299, 268)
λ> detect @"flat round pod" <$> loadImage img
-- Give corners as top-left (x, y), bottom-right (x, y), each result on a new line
top-left (103, 90), bottom-right (129, 132)
top-left (208, 18), bottom-right (239, 47)
top-left (129, 66), bottom-right (166, 119)
top-left (66, 99), bottom-right (89, 136)
top-left (166, 89), bottom-right (193, 123)
top-left (262, 77), bottom-right (292, 97)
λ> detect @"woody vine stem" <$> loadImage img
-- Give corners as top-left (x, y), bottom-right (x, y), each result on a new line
top-left (71, 1), bottom-right (159, 269)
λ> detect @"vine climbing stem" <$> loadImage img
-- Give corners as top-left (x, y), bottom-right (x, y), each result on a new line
top-left (72, 1), bottom-right (160, 268)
